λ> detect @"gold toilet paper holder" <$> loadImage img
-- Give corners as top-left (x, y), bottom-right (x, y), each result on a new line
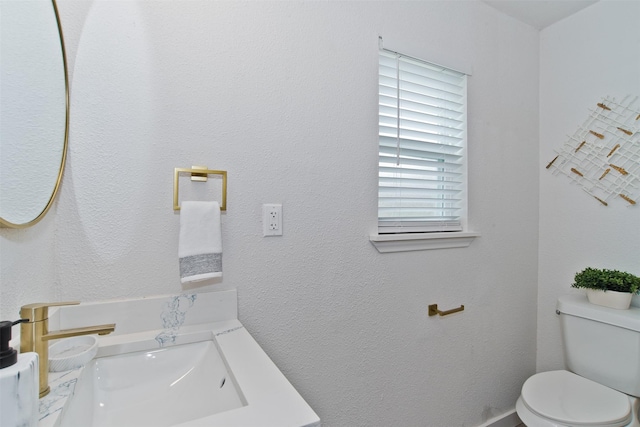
top-left (428, 304), bottom-right (464, 317)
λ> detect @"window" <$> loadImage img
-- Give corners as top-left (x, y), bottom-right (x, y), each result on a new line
top-left (378, 49), bottom-right (468, 234)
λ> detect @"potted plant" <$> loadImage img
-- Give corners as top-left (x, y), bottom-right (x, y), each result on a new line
top-left (572, 267), bottom-right (640, 309)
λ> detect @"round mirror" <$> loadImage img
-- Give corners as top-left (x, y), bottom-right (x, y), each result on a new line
top-left (0, 0), bottom-right (69, 228)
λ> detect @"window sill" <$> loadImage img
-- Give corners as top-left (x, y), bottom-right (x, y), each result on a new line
top-left (369, 232), bottom-right (479, 253)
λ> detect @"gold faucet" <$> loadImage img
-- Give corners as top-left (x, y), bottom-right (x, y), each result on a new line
top-left (19, 301), bottom-right (115, 397)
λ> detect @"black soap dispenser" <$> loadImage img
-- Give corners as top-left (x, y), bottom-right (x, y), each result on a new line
top-left (0, 319), bottom-right (27, 369)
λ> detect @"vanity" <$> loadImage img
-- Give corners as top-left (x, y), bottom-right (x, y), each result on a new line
top-left (38, 289), bottom-right (320, 427)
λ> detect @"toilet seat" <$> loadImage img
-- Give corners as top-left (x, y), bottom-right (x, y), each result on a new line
top-left (520, 370), bottom-right (632, 427)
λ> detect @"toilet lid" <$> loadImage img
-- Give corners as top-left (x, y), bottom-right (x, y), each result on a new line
top-left (521, 370), bottom-right (631, 427)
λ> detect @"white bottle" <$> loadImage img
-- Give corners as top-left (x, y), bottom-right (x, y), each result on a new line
top-left (0, 320), bottom-right (39, 427)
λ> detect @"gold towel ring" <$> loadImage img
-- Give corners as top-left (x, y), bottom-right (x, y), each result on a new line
top-left (173, 166), bottom-right (227, 211)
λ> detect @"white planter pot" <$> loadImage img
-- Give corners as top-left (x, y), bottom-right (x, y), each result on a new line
top-left (586, 289), bottom-right (633, 310)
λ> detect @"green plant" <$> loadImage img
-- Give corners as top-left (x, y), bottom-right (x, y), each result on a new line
top-left (572, 268), bottom-right (640, 294)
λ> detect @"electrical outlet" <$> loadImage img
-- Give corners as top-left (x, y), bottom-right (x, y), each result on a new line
top-left (262, 204), bottom-right (282, 236)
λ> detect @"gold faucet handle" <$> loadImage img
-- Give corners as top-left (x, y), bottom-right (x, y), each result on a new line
top-left (20, 301), bottom-right (80, 322)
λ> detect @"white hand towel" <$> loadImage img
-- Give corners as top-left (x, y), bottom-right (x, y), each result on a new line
top-left (179, 201), bottom-right (222, 283)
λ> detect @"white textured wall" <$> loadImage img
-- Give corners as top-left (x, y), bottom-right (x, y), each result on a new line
top-left (0, 214), bottom-right (57, 320)
top-left (538, 0), bottom-right (640, 373)
top-left (1, 1), bottom-right (540, 426)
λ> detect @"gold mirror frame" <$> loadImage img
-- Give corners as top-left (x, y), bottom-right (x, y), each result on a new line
top-left (0, 0), bottom-right (69, 228)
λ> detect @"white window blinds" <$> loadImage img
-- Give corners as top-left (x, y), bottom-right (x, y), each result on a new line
top-left (378, 49), bottom-right (467, 233)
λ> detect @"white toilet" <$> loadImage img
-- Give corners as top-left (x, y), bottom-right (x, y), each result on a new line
top-left (516, 294), bottom-right (640, 427)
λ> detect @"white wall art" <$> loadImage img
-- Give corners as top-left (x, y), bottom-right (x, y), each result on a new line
top-left (546, 95), bottom-right (640, 206)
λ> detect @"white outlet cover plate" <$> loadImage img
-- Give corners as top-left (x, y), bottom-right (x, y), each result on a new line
top-left (262, 204), bottom-right (282, 236)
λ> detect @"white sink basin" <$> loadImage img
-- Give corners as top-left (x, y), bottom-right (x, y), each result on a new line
top-left (45, 290), bottom-right (319, 427)
top-left (58, 340), bottom-right (244, 427)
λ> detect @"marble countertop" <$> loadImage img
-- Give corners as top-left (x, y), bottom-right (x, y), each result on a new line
top-left (39, 368), bottom-right (83, 427)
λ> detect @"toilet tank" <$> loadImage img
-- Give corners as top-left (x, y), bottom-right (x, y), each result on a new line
top-left (557, 294), bottom-right (640, 397)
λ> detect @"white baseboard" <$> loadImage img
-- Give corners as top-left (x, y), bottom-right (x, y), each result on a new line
top-left (475, 409), bottom-right (522, 427)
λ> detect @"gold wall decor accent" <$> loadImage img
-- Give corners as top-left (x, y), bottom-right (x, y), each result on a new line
top-left (546, 95), bottom-right (640, 206)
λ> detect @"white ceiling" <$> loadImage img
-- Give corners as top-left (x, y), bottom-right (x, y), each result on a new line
top-left (482, 0), bottom-right (599, 29)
